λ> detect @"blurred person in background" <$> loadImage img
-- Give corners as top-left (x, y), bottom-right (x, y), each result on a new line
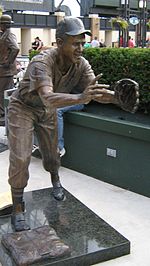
top-left (91, 36), bottom-right (99, 48)
top-left (32, 36), bottom-right (43, 51)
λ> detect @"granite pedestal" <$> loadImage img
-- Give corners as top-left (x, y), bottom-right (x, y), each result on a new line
top-left (0, 187), bottom-right (130, 265)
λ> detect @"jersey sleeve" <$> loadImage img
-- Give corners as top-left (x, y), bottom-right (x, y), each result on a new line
top-left (27, 59), bottom-right (53, 93)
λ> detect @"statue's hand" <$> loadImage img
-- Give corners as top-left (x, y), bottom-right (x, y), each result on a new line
top-left (82, 84), bottom-right (111, 104)
top-left (93, 88), bottom-right (116, 104)
top-left (82, 73), bottom-right (112, 104)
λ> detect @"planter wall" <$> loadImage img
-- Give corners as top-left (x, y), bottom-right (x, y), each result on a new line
top-left (62, 105), bottom-right (150, 198)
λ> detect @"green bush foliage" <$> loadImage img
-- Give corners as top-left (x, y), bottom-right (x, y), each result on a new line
top-left (29, 49), bottom-right (40, 61)
top-left (83, 47), bottom-right (150, 113)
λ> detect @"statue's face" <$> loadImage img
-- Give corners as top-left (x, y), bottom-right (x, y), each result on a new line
top-left (0, 24), bottom-right (6, 31)
top-left (61, 34), bottom-right (86, 64)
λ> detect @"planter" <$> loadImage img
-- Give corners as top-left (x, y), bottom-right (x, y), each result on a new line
top-left (62, 103), bottom-right (150, 198)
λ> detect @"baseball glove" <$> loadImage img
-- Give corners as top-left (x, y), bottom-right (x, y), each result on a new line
top-left (113, 78), bottom-right (139, 113)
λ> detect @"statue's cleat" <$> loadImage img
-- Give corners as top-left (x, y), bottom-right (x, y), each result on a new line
top-left (11, 212), bottom-right (30, 232)
top-left (52, 186), bottom-right (65, 201)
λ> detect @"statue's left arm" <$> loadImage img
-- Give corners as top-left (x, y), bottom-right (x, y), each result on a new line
top-left (5, 32), bottom-right (19, 65)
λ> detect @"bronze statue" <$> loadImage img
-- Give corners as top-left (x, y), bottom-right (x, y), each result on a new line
top-left (7, 17), bottom-right (139, 232)
top-left (0, 14), bottom-right (19, 125)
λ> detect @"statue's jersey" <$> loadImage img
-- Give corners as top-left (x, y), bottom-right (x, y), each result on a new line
top-left (12, 47), bottom-right (95, 109)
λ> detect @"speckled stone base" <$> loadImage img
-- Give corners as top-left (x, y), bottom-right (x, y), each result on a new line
top-left (0, 188), bottom-right (130, 266)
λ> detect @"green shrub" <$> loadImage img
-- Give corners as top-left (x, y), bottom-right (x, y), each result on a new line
top-left (83, 47), bottom-right (150, 113)
top-left (28, 49), bottom-right (40, 61)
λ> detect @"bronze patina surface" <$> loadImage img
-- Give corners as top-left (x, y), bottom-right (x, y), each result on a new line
top-left (0, 15), bottom-right (19, 121)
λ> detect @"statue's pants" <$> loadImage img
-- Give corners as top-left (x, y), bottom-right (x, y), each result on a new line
top-left (7, 99), bottom-right (60, 192)
top-left (0, 76), bottom-right (14, 116)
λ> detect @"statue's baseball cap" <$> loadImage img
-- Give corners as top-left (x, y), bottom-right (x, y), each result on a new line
top-left (56, 17), bottom-right (92, 38)
top-left (0, 15), bottom-right (14, 24)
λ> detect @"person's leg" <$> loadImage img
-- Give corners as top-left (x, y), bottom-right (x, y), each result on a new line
top-left (35, 110), bottom-right (64, 201)
top-left (57, 104), bottom-right (84, 153)
top-left (8, 101), bottom-right (34, 231)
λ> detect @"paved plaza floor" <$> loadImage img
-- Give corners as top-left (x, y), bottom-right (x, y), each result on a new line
top-left (0, 126), bottom-right (150, 266)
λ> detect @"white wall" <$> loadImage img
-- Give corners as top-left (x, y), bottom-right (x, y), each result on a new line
top-left (11, 27), bottom-right (57, 55)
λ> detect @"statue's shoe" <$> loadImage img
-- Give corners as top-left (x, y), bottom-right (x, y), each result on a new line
top-left (11, 212), bottom-right (30, 232)
top-left (52, 185), bottom-right (65, 201)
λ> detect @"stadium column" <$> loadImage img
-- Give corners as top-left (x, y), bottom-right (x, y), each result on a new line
top-left (21, 28), bottom-right (32, 56)
top-left (89, 14), bottom-right (100, 41)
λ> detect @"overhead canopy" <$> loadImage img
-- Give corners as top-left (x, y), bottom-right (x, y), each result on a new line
top-left (0, 0), bottom-right (54, 12)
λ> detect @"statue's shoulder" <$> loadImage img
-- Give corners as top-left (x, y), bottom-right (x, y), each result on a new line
top-left (39, 47), bottom-right (58, 61)
top-left (78, 56), bottom-right (91, 71)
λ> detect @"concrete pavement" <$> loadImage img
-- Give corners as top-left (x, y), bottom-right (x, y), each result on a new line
top-left (0, 126), bottom-right (150, 266)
